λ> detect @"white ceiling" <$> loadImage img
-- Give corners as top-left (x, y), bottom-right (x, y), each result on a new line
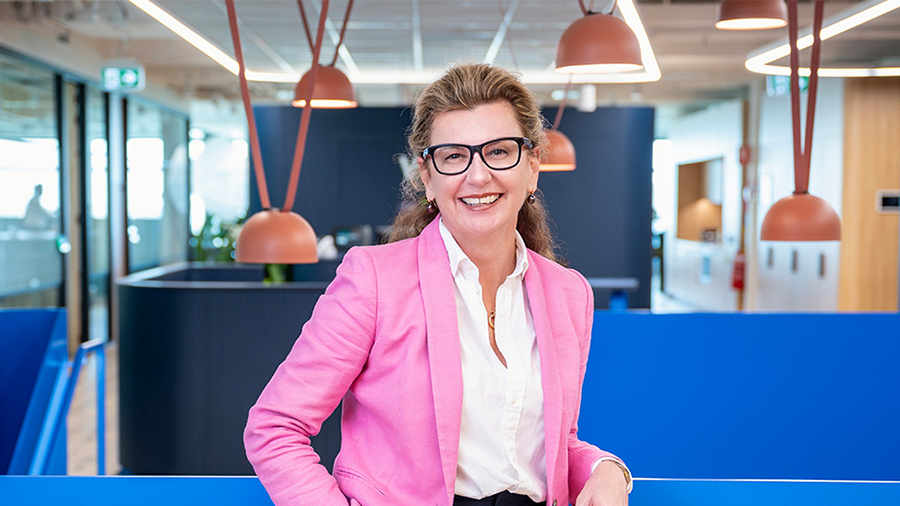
top-left (1, 0), bottom-right (898, 110)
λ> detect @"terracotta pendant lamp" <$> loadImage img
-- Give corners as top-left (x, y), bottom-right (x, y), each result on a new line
top-left (292, 0), bottom-right (357, 109)
top-left (555, 0), bottom-right (642, 73)
top-left (228, 0), bottom-right (334, 263)
top-left (541, 78), bottom-right (576, 172)
top-left (760, 0), bottom-right (841, 241)
top-left (715, 0), bottom-right (787, 30)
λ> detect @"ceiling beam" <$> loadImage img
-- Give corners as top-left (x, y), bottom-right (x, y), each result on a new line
top-left (308, 0), bottom-right (358, 73)
top-left (411, 0), bottom-right (423, 72)
top-left (209, 0), bottom-right (296, 74)
top-left (484, 0), bottom-right (521, 65)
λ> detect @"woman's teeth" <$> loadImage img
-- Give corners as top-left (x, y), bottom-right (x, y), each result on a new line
top-left (462, 195), bottom-right (500, 206)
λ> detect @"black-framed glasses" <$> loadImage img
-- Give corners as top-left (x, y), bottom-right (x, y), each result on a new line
top-left (422, 137), bottom-right (533, 175)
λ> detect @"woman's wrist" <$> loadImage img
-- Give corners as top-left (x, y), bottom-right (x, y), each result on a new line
top-left (592, 458), bottom-right (633, 493)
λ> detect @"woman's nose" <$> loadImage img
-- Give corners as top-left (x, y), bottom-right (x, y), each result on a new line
top-left (466, 152), bottom-right (492, 184)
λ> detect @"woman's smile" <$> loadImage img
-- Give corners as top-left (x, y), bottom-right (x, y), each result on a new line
top-left (461, 194), bottom-right (502, 207)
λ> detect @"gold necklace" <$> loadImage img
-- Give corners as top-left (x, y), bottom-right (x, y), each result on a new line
top-left (488, 311), bottom-right (495, 330)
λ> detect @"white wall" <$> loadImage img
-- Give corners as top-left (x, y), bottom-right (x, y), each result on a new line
top-left (754, 78), bottom-right (843, 311)
top-left (665, 100), bottom-right (744, 311)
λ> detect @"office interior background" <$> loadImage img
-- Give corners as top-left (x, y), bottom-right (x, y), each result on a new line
top-left (1, 0), bottom-right (899, 485)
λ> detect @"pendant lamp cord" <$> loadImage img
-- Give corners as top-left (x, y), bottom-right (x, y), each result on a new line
top-left (578, 0), bottom-right (615, 16)
top-left (284, 0), bottom-right (330, 212)
top-left (788, 0), bottom-right (823, 195)
top-left (299, 0), bottom-right (354, 67)
top-left (801, 0), bottom-right (823, 192)
top-left (297, 0), bottom-right (314, 54)
top-left (553, 74), bottom-right (573, 131)
top-left (331, 0), bottom-right (354, 66)
top-left (226, 0), bottom-right (271, 210)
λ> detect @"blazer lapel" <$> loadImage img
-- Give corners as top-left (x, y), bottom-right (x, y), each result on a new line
top-left (417, 217), bottom-right (464, 506)
top-left (524, 253), bottom-right (564, 499)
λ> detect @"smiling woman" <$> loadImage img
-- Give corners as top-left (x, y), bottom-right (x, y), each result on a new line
top-left (243, 63), bottom-right (631, 506)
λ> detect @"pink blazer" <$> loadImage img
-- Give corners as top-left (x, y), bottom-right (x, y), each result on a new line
top-left (244, 218), bottom-right (621, 506)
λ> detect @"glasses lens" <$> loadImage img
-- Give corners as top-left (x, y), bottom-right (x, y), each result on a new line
top-left (432, 145), bottom-right (471, 174)
top-left (481, 139), bottom-right (521, 170)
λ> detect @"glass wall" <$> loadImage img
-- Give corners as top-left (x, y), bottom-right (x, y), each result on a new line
top-left (126, 100), bottom-right (189, 272)
top-left (86, 86), bottom-right (110, 340)
top-left (0, 51), bottom-right (62, 308)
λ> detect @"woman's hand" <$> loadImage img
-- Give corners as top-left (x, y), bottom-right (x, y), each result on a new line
top-left (574, 460), bottom-right (629, 506)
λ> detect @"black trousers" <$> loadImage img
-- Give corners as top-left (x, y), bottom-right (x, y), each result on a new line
top-left (453, 491), bottom-right (546, 506)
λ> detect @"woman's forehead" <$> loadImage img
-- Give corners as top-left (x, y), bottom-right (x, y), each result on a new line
top-left (429, 101), bottom-right (523, 144)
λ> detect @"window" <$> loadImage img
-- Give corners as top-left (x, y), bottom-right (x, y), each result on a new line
top-left (0, 52), bottom-right (62, 307)
top-left (126, 100), bottom-right (189, 272)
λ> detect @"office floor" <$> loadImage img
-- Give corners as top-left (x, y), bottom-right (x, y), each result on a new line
top-left (67, 342), bottom-right (121, 475)
top-left (650, 258), bottom-right (698, 313)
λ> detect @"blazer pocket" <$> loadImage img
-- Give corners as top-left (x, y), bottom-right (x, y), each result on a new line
top-left (334, 465), bottom-right (387, 498)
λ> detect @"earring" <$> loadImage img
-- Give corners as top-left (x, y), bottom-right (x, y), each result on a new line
top-left (526, 192), bottom-right (536, 205)
top-left (426, 199), bottom-right (436, 212)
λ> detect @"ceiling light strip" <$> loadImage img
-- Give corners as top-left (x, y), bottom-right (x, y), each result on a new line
top-left (745, 0), bottom-right (900, 77)
top-left (616, 0), bottom-right (662, 83)
top-left (129, 0), bottom-right (239, 75)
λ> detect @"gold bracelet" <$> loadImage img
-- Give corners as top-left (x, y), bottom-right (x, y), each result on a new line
top-left (601, 459), bottom-right (633, 494)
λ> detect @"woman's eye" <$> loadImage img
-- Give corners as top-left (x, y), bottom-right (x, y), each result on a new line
top-left (444, 153), bottom-right (463, 161)
top-left (488, 149), bottom-right (509, 157)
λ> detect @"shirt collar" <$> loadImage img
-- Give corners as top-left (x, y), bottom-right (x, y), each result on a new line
top-left (438, 218), bottom-right (529, 279)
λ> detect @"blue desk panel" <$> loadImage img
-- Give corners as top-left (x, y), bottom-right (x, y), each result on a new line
top-left (580, 312), bottom-right (900, 481)
top-left (1, 476), bottom-right (898, 506)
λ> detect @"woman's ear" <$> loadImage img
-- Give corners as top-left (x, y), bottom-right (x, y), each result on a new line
top-left (418, 157), bottom-right (434, 200)
top-left (527, 150), bottom-right (540, 189)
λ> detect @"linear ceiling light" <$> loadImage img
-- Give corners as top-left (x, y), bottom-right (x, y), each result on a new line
top-left (605, 0), bottom-right (660, 82)
top-left (129, 0), bottom-right (238, 74)
top-left (745, 0), bottom-right (900, 77)
top-left (129, 0), bottom-right (303, 83)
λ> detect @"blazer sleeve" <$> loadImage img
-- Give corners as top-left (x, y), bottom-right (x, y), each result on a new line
top-left (566, 271), bottom-right (627, 503)
top-left (244, 248), bottom-right (378, 506)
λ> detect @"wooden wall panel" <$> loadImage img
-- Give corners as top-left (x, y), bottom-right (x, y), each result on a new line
top-left (839, 78), bottom-right (900, 311)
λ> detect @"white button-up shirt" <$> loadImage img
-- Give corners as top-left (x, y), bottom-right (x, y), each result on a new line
top-left (439, 220), bottom-right (548, 502)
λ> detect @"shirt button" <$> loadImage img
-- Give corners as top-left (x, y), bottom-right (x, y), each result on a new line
top-left (552, 500), bottom-right (557, 506)
top-left (511, 397), bottom-right (518, 405)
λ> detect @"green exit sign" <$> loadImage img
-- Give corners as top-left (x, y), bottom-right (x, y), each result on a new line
top-left (101, 66), bottom-right (145, 92)
top-left (766, 74), bottom-right (809, 97)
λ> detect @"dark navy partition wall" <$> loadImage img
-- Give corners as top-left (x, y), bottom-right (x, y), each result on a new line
top-left (251, 107), bottom-right (409, 234)
top-left (117, 264), bottom-right (339, 475)
top-left (540, 108), bottom-right (654, 308)
top-left (252, 106), bottom-right (653, 308)
top-left (580, 312), bottom-right (900, 480)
